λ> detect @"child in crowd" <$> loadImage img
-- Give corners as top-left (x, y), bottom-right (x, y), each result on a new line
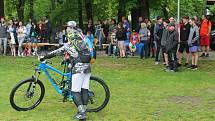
top-left (188, 18), bottom-right (200, 70)
top-left (22, 41), bottom-right (31, 57)
top-left (129, 30), bottom-right (139, 56)
top-left (108, 29), bottom-right (118, 56)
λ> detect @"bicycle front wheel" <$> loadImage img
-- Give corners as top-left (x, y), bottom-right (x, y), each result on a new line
top-left (10, 78), bottom-right (45, 111)
top-left (87, 76), bottom-right (110, 112)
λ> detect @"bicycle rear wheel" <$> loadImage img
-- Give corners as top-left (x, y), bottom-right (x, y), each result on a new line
top-left (10, 78), bottom-right (45, 111)
top-left (87, 76), bottom-right (110, 112)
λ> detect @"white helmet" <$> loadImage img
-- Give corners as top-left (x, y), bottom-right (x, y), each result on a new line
top-left (67, 21), bottom-right (77, 28)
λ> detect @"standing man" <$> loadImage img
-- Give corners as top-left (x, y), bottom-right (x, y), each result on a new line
top-left (0, 17), bottom-right (8, 55)
top-left (165, 23), bottom-right (178, 72)
top-left (178, 16), bottom-right (191, 67)
top-left (154, 16), bottom-right (163, 65)
top-left (200, 15), bottom-right (211, 57)
top-left (161, 20), bottom-right (170, 69)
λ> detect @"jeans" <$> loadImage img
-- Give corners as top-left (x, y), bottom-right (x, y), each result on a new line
top-left (138, 42), bottom-right (145, 58)
top-left (18, 37), bottom-right (25, 55)
top-left (0, 38), bottom-right (8, 55)
top-left (97, 32), bottom-right (102, 49)
top-left (108, 43), bottom-right (114, 55)
top-left (167, 49), bottom-right (177, 71)
top-left (155, 40), bottom-right (161, 62)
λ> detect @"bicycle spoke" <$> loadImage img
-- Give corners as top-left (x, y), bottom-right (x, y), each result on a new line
top-left (13, 82), bottom-right (42, 109)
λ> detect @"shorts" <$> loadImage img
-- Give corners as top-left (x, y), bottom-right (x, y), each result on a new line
top-left (118, 41), bottom-right (125, 49)
top-left (189, 46), bottom-right (198, 53)
top-left (200, 36), bottom-right (210, 46)
top-left (161, 46), bottom-right (167, 54)
top-left (178, 42), bottom-right (189, 53)
top-left (71, 73), bottom-right (91, 92)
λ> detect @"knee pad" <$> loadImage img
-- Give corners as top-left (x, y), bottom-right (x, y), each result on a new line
top-left (81, 89), bottom-right (89, 105)
top-left (72, 91), bottom-right (83, 107)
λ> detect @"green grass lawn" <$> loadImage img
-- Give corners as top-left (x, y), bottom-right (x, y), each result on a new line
top-left (1, 56), bottom-right (215, 121)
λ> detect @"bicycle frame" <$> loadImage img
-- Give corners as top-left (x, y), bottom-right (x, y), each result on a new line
top-left (35, 61), bottom-right (71, 95)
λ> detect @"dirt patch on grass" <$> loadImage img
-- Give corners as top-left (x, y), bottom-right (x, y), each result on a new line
top-left (201, 87), bottom-right (215, 95)
top-left (168, 96), bottom-right (202, 106)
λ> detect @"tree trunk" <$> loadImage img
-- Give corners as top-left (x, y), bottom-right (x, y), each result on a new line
top-left (29, 0), bottom-right (34, 19)
top-left (139, 0), bottom-right (149, 19)
top-left (0, 0), bottom-right (4, 17)
top-left (78, 0), bottom-right (83, 29)
top-left (118, 0), bottom-right (126, 22)
top-left (131, 0), bottom-right (149, 30)
top-left (17, 0), bottom-right (25, 21)
top-left (131, 8), bottom-right (140, 30)
top-left (85, 0), bottom-right (93, 22)
top-left (51, 0), bottom-right (56, 10)
top-left (162, 0), bottom-right (168, 19)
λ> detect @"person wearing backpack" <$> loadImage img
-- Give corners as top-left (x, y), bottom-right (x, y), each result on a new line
top-left (40, 21), bottom-right (94, 120)
top-left (188, 18), bottom-right (200, 70)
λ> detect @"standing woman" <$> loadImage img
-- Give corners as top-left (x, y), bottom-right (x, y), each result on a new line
top-left (188, 18), bottom-right (200, 70)
top-left (95, 20), bottom-right (104, 50)
top-left (139, 22), bottom-right (150, 59)
top-left (116, 22), bottom-right (127, 58)
top-left (7, 20), bottom-right (16, 57)
top-left (17, 21), bottom-right (27, 56)
top-left (30, 21), bottom-right (39, 56)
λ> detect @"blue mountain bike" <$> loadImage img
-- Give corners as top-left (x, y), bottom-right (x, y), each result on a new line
top-left (9, 58), bottom-right (110, 112)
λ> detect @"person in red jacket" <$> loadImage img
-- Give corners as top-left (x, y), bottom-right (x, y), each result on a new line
top-left (200, 15), bottom-right (211, 57)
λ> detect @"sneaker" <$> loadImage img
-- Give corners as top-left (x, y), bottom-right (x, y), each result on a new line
top-left (184, 63), bottom-right (189, 67)
top-left (200, 53), bottom-right (205, 57)
top-left (73, 112), bottom-right (87, 120)
top-left (155, 62), bottom-right (160, 65)
top-left (165, 67), bottom-right (171, 72)
top-left (192, 65), bottom-right (198, 71)
top-left (205, 54), bottom-right (209, 57)
top-left (188, 65), bottom-right (194, 69)
top-left (170, 69), bottom-right (176, 72)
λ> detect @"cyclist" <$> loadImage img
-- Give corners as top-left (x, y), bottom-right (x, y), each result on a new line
top-left (40, 21), bottom-right (93, 120)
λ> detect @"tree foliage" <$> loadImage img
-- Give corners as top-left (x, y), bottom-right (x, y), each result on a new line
top-left (1, 0), bottom-right (210, 27)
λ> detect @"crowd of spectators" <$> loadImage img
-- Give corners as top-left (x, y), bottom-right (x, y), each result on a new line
top-left (0, 16), bottom-right (52, 57)
top-left (0, 14), bottom-right (213, 72)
